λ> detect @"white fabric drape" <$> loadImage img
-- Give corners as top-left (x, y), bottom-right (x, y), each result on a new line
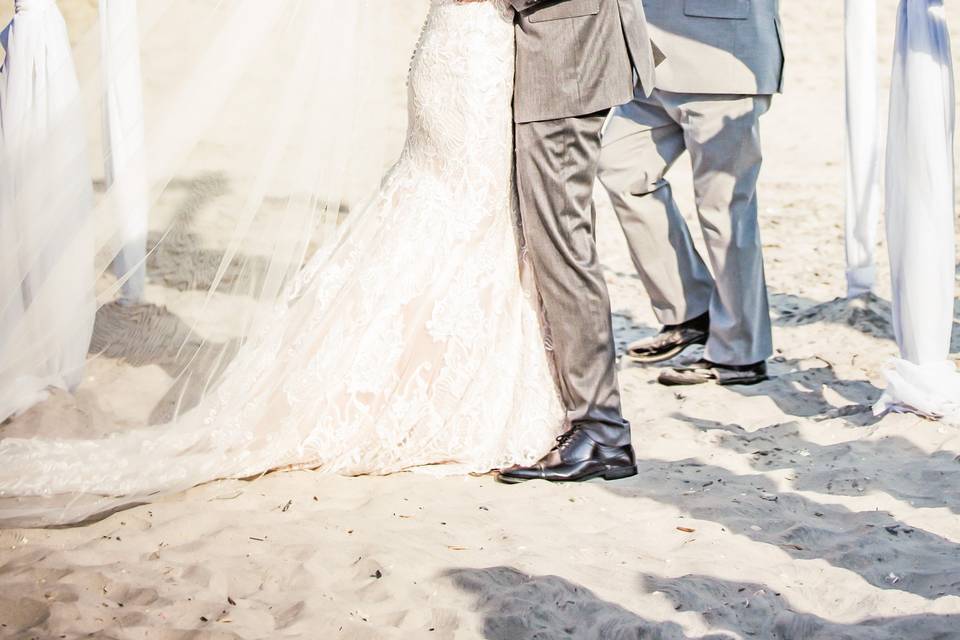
top-left (874, 0), bottom-right (960, 421)
top-left (0, 0), bottom-right (95, 421)
top-left (844, 0), bottom-right (882, 297)
top-left (100, 0), bottom-right (147, 304)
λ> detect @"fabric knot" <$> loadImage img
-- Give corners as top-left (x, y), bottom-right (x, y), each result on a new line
top-left (15, 0), bottom-right (56, 14)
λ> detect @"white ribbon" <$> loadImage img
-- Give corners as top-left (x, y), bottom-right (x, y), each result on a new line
top-left (100, 0), bottom-right (149, 304)
top-left (843, 0), bottom-right (882, 297)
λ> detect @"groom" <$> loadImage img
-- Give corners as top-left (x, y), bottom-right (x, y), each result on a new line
top-left (499, 0), bottom-right (659, 484)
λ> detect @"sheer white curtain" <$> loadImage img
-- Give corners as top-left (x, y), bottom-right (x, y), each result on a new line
top-left (874, 0), bottom-right (960, 421)
top-left (0, 0), bottom-right (95, 421)
top-left (844, 0), bottom-right (882, 297)
top-left (100, 0), bottom-right (147, 304)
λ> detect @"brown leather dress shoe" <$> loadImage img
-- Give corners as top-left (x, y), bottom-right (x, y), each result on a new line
top-left (627, 312), bottom-right (709, 364)
top-left (496, 428), bottom-right (638, 484)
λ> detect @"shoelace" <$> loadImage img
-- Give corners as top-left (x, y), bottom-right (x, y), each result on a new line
top-left (554, 430), bottom-right (577, 451)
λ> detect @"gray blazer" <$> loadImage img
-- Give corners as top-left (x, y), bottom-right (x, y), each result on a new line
top-left (641, 0), bottom-right (784, 95)
top-left (510, 0), bottom-right (658, 123)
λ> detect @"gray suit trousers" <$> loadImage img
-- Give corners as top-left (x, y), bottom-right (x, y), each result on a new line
top-left (598, 90), bottom-right (774, 366)
top-left (515, 112), bottom-right (631, 448)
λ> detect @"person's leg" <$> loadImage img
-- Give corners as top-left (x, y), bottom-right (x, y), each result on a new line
top-left (598, 94), bottom-right (714, 327)
top-left (514, 112), bottom-right (629, 448)
top-left (676, 93), bottom-right (774, 366)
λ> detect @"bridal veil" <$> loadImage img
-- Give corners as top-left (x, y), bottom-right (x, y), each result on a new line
top-left (0, 0), bottom-right (418, 525)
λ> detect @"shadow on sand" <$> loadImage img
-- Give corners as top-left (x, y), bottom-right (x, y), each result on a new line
top-left (673, 414), bottom-right (960, 514)
top-left (446, 567), bottom-right (960, 640)
top-left (89, 301), bottom-right (241, 425)
top-left (605, 458), bottom-right (960, 599)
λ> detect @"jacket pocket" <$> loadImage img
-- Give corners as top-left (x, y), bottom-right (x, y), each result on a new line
top-left (684, 0), bottom-right (750, 20)
top-left (527, 0), bottom-right (600, 23)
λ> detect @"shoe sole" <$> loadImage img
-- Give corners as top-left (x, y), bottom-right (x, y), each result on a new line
top-left (658, 372), bottom-right (770, 387)
top-left (657, 374), bottom-right (701, 387)
top-left (626, 336), bottom-right (707, 365)
top-left (717, 374), bottom-right (769, 387)
top-left (496, 465), bottom-right (638, 484)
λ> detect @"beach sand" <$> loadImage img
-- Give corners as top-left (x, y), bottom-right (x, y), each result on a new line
top-left (2, 1), bottom-right (960, 638)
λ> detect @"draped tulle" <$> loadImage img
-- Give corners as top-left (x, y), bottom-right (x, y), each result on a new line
top-left (0, 0), bottom-right (564, 527)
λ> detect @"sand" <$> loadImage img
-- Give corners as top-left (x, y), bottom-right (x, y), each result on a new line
top-left (2, 1), bottom-right (960, 639)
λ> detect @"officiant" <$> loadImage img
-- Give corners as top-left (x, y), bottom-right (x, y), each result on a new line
top-left (598, 0), bottom-right (785, 386)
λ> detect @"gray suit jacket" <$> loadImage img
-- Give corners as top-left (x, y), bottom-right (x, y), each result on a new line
top-left (642, 0), bottom-right (784, 95)
top-left (510, 0), bottom-right (658, 123)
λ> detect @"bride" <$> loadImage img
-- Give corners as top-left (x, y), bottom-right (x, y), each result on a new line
top-left (0, 0), bottom-right (566, 525)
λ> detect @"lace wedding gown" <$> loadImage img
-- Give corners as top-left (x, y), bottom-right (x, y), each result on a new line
top-left (0, 0), bottom-right (564, 524)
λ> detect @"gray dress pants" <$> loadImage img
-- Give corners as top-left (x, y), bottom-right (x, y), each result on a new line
top-left (598, 89), bottom-right (774, 366)
top-left (515, 112), bottom-right (631, 448)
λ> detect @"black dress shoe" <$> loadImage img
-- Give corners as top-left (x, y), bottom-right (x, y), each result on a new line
top-left (626, 312), bottom-right (709, 364)
top-left (497, 428), bottom-right (638, 484)
top-left (658, 359), bottom-right (768, 386)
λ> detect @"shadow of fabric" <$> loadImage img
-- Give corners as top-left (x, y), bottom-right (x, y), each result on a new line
top-left (674, 414), bottom-right (960, 514)
top-left (640, 572), bottom-right (960, 639)
top-left (89, 302), bottom-right (241, 425)
top-left (87, 172), bottom-right (305, 424)
top-left (606, 458), bottom-right (960, 599)
top-left (144, 172), bottom-right (272, 296)
top-left (445, 567), bottom-right (960, 640)
top-left (770, 291), bottom-right (960, 355)
top-left (141, 173), bottom-right (351, 296)
top-left (445, 566), bottom-right (733, 640)
top-left (771, 292), bottom-right (894, 336)
top-left (722, 357), bottom-right (881, 425)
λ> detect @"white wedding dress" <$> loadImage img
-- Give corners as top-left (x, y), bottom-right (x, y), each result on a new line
top-left (0, 0), bottom-right (564, 524)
